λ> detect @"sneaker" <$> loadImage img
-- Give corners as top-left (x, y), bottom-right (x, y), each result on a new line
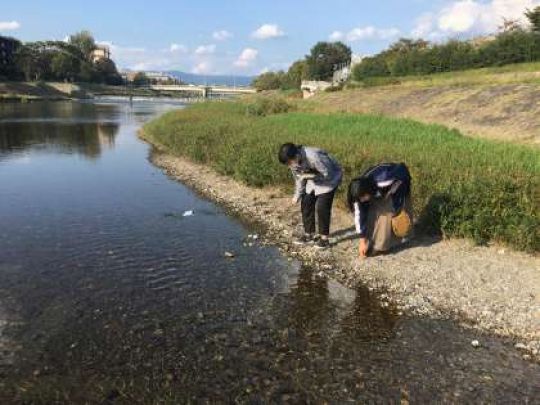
top-left (293, 233), bottom-right (315, 245)
top-left (314, 238), bottom-right (330, 249)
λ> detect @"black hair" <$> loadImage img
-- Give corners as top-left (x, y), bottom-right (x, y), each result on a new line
top-left (278, 143), bottom-right (299, 164)
top-left (347, 176), bottom-right (377, 211)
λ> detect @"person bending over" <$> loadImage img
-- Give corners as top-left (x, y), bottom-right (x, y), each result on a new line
top-left (347, 163), bottom-right (413, 257)
top-left (278, 143), bottom-right (342, 249)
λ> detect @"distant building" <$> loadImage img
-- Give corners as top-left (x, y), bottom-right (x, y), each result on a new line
top-left (120, 70), bottom-right (179, 85)
top-left (145, 71), bottom-right (178, 84)
top-left (0, 36), bottom-right (20, 77)
top-left (332, 54), bottom-right (364, 84)
top-left (91, 45), bottom-right (111, 63)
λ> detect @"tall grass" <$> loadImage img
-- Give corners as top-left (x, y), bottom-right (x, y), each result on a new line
top-left (143, 101), bottom-right (539, 252)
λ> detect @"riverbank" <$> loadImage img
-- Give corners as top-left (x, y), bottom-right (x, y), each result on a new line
top-left (303, 80), bottom-right (540, 146)
top-left (0, 81), bottom-right (208, 102)
top-left (143, 146), bottom-right (540, 360)
top-left (140, 99), bottom-right (539, 358)
top-left (143, 101), bottom-right (539, 253)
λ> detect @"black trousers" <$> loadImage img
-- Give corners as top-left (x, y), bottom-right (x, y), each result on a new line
top-left (301, 189), bottom-right (336, 236)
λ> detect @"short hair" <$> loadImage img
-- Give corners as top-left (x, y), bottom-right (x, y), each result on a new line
top-left (347, 176), bottom-right (377, 211)
top-left (278, 143), bottom-right (299, 164)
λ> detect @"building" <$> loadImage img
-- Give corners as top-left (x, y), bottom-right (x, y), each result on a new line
top-left (91, 45), bottom-right (111, 63)
top-left (145, 71), bottom-right (178, 85)
top-left (120, 70), bottom-right (179, 85)
top-left (0, 36), bottom-right (20, 77)
top-left (332, 54), bottom-right (364, 84)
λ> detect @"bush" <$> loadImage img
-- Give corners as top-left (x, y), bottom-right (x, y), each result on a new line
top-left (353, 31), bottom-right (540, 80)
top-left (245, 97), bottom-right (293, 116)
top-left (143, 101), bottom-right (540, 252)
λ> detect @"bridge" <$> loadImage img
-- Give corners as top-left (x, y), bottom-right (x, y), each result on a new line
top-left (149, 84), bottom-right (257, 98)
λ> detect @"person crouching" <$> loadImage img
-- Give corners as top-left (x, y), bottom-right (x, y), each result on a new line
top-left (278, 143), bottom-right (342, 249)
top-left (347, 163), bottom-right (413, 257)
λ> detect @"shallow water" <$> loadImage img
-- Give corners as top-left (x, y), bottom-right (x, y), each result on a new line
top-left (0, 100), bottom-right (538, 403)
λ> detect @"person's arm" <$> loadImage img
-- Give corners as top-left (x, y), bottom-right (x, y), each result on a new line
top-left (354, 202), bottom-right (370, 257)
top-left (387, 180), bottom-right (406, 214)
top-left (292, 170), bottom-right (306, 203)
top-left (310, 151), bottom-right (333, 182)
top-left (354, 202), bottom-right (369, 237)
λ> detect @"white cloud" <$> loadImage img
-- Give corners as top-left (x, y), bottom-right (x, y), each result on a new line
top-left (234, 48), bottom-right (258, 68)
top-left (329, 31), bottom-right (345, 41)
top-left (412, 0), bottom-right (540, 38)
top-left (170, 43), bottom-right (188, 53)
top-left (329, 26), bottom-right (400, 42)
top-left (0, 21), bottom-right (20, 31)
top-left (346, 26), bottom-right (401, 41)
top-left (192, 61), bottom-right (213, 74)
top-left (213, 30), bottom-right (233, 41)
top-left (251, 24), bottom-right (285, 39)
top-left (194, 44), bottom-right (216, 55)
top-left (412, 13), bottom-right (436, 38)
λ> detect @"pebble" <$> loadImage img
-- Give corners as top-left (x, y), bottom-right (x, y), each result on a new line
top-left (471, 339), bottom-right (480, 348)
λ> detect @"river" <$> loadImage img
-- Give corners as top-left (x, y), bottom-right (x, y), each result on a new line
top-left (0, 100), bottom-right (538, 403)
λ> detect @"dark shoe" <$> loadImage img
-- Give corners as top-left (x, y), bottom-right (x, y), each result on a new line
top-left (293, 233), bottom-right (315, 245)
top-left (314, 238), bottom-right (330, 249)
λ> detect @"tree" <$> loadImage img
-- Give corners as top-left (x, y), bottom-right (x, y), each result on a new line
top-left (78, 61), bottom-right (96, 82)
top-left (285, 59), bottom-right (308, 88)
top-left (252, 71), bottom-right (285, 90)
top-left (51, 52), bottom-right (80, 81)
top-left (352, 56), bottom-right (390, 80)
top-left (95, 58), bottom-right (122, 85)
top-left (68, 31), bottom-right (96, 60)
top-left (525, 6), bottom-right (540, 32)
top-left (499, 18), bottom-right (522, 33)
top-left (132, 71), bottom-right (149, 86)
top-left (305, 41), bottom-right (352, 81)
top-left (14, 45), bottom-right (52, 81)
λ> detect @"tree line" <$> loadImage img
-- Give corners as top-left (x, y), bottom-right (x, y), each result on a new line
top-left (1, 31), bottom-right (122, 85)
top-left (253, 6), bottom-right (540, 90)
top-left (353, 7), bottom-right (540, 80)
top-left (252, 42), bottom-right (352, 91)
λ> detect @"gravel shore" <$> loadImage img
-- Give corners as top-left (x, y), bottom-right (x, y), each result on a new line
top-left (148, 148), bottom-right (540, 360)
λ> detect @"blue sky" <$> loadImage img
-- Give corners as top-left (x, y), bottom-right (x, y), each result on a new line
top-left (1, 0), bottom-right (537, 75)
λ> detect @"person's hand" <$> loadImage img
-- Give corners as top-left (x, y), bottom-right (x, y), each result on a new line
top-left (358, 238), bottom-right (369, 258)
top-left (298, 173), bottom-right (316, 181)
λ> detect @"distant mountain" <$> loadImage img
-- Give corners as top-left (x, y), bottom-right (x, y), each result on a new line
top-left (167, 71), bottom-right (254, 87)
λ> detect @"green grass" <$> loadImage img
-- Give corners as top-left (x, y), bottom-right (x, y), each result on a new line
top-left (348, 61), bottom-right (540, 88)
top-left (143, 100), bottom-right (540, 252)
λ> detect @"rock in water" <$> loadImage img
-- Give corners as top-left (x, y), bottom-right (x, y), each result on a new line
top-left (182, 210), bottom-right (194, 217)
top-left (224, 251), bottom-right (235, 258)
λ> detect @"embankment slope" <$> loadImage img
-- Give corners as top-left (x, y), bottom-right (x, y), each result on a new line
top-left (305, 81), bottom-right (540, 145)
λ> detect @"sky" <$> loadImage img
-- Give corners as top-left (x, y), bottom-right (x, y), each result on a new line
top-left (1, 0), bottom-right (538, 75)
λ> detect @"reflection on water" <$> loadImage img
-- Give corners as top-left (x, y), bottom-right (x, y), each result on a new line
top-left (0, 102), bottom-right (120, 160)
top-left (0, 100), bottom-right (538, 403)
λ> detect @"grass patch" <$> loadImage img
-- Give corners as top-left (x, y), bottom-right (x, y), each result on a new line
top-left (143, 101), bottom-right (540, 252)
top-left (349, 61), bottom-right (540, 89)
